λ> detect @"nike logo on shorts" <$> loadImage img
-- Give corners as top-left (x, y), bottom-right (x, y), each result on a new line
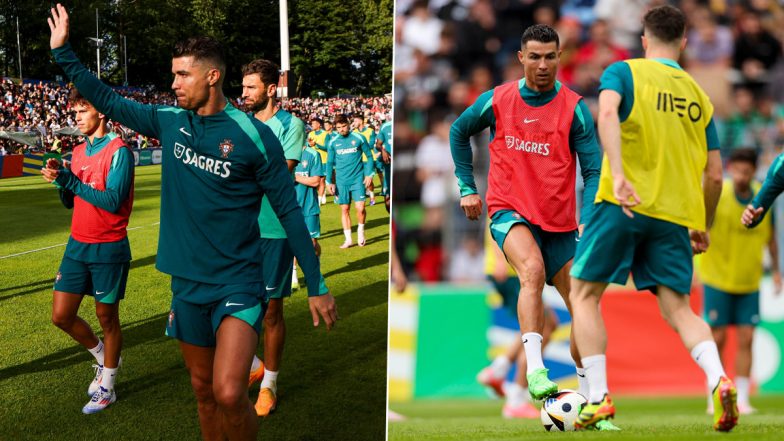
top-left (95, 291), bottom-right (105, 295)
top-left (265, 286), bottom-right (277, 291)
top-left (225, 302), bottom-right (244, 307)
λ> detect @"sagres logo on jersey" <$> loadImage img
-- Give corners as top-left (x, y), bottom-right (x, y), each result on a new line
top-left (219, 139), bottom-right (234, 158)
top-left (174, 142), bottom-right (186, 159)
top-left (504, 136), bottom-right (550, 156)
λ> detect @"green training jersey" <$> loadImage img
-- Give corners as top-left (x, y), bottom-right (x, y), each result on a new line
top-left (53, 43), bottom-right (326, 297)
top-left (378, 121), bottom-right (392, 155)
top-left (257, 109), bottom-right (305, 239)
top-left (325, 132), bottom-right (374, 185)
top-left (295, 147), bottom-right (325, 216)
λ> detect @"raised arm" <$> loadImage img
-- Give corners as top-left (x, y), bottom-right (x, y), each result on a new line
top-left (48, 4), bottom-right (161, 138)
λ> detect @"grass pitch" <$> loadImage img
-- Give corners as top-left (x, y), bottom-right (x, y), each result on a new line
top-left (0, 165), bottom-right (389, 441)
top-left (389, 395), bottom-right (784, 440)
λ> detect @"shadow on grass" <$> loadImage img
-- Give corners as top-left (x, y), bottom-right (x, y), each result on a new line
top-left (322, 251), bottom-right (390, 279)
top-left (318, 216), bottom-right (390, 240)
top-left (0, 312), bottom-right (169, 381)
top-left (0, 255), bottom-right (158, 304)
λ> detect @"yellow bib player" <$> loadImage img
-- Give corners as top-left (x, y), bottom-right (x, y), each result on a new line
top-left (697, 148), bottom-right (778, 416)
top-left (569, 5), bottom-right (738, 432)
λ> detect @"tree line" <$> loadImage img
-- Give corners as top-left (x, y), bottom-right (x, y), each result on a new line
top-left (0, 0), bottom-right (392, 96)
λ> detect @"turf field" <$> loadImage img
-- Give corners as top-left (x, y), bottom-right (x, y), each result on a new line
top-left (389, 395), bottom-right (784, 440)
top-left (0, 165), bottom-right (389, 441)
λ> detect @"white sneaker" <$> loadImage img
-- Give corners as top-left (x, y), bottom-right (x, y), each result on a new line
top-left (358, 233), bottom-right (366, 247)
top-left (89, 358), bottom-right (122, 396)
top-left (82, 386), bottom-right (116, 414)
top-left (88, 364), bottom-right (103, 396)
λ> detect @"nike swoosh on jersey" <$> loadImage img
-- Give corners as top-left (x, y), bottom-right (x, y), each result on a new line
top-left (179, 127), bottom-right (192, 136)
top-left (81, 165), bottom-right (90, 171)
top-left (225, 302), bottom-right (244, 307)
top-left (523, 118), bottom-right (538, 123)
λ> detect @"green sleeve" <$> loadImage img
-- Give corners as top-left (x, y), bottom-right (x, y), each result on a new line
top-left (59, 188), bottom-right (74, 209)
top-left (572, 99), bottom-right (602, 225)
top-left (52, 43), bottom-right (162, 138)
top-left (283, 118), bottom-right (306, 162)
top-left (325, 139), bottom-right (336, 185)
top-left (252, 124), bottom-right (327, 296)
top-left (449, 89), bottom-right (495, 197)
top-left (750, 154), bottom-right (784, 227)
top-left (361, 138), bottom-right (375, 177)
top-left (54, 148), bottom-right (134, 213)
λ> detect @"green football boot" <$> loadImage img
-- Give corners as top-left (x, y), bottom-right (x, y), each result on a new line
top-left (526, 367), bottom-right (558, 400)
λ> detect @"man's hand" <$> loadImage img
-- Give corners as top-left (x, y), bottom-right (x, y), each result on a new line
top-left (612, 175), bottom-right (641, 218)
top-left (48, 3), bottom-right (70, 50)
top-left (328, 183), bottom-right (336, 195)
top-left (45, 158), bottom-right (61, 170)
top-left (689, 229), bottom-right (710, 255)
top-left (578, 224), bottom-right (585, 238)
top-left (308, 294), bottom-right (338, 330)
top-left (741, 204), bottom-right (763, 227)
top-left (363, 176), bottom-right (373, 190)
top-left (41, 165), bottom-right (59, 183)
top-left (460, 194), bottom-right (482, 220)
top-left (380, 149), bottom-right (391, 164)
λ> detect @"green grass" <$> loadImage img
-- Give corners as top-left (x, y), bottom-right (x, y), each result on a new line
top-left (0, 165), bottom-right (389, 441)
top-left (389, 396), bottom-right (784, 440)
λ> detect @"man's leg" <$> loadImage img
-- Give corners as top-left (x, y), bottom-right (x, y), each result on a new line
top-left (356, 201), bottom-right (367, 246)
top-left (257, 298), bottom-right (284, 416)
top-left (180, 342), bottom-right (223, 441)
top-left (318, 177), bottom-right (326, 204)
top-left (340, 204), bottom-right (352, 248)
top-left (735, 325), bottom-right (755, 412)
top-left (656, 286), bottom-right (737, 431)
top-left (550, 262), bottom-right (589, 398)
top-left (213, 316), bottom-right (259, 440)
top-left (94, 301), bottom-right (121, 376)
top-left (501, 224), bottom-right (553, 399)
top-left (52, 291), bottom-right (99, 350)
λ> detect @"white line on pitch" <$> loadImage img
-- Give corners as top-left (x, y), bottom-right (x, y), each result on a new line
top-left (0, 222), bottom-right (160, 260)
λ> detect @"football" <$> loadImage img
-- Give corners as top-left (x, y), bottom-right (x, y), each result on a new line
top-left (540, 390), bottom-right (587, 432)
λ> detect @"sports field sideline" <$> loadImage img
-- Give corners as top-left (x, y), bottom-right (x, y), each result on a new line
top-left (0, 165), bottom-right (389, 440)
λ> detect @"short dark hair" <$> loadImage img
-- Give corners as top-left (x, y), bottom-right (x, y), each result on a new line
top-left (643, 5), bottom-right (686, 43)
top-left (311, 117), bottom-right (323, 124)
top-left (521, 24), bottom-right (559, 49)
top-left (68, 88), bottom-right (89, 106)
top-left (728, 148), bottom-right (758, 168)
top-left (241, 59), bottom-right (279, 88)
top-left (334, 114), bottom-right (349, 125)
top-left (173, 36), bottom-right (226, 72)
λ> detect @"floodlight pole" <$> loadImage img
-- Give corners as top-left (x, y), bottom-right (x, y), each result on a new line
top-left (279, 0), bottom-right (290, 98)
top-left (96, 9), bottom-right (100, 79)
top-left (16, 17), bottom-right (22, 80)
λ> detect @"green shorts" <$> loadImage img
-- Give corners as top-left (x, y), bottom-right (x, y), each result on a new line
top-left (336, 180), bottom-right (366, 205)
top-left (54, 256), bottom-right (129, 304)
top-left (382, 163), bottom-right (390, 196)
top-left (703, 285), bottom-right (760, 326)
top-left (571, 202), bottom-right (693, 294)
top-left (304, 215), bottom-right (321, 239)
top-left (488, 275), bottom-right (520, 314)
top-left (165, 277), bottom-right (266, 347)
top-left (489, 210), bottom-right (576, 285)
top-left (261, 238), bottom-right (294, 300)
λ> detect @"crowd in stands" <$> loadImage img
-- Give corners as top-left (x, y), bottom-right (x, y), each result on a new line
top-left (394, 0), bottom-right (784, 283)
top-left (0, 77), bottom-right (391, 155)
